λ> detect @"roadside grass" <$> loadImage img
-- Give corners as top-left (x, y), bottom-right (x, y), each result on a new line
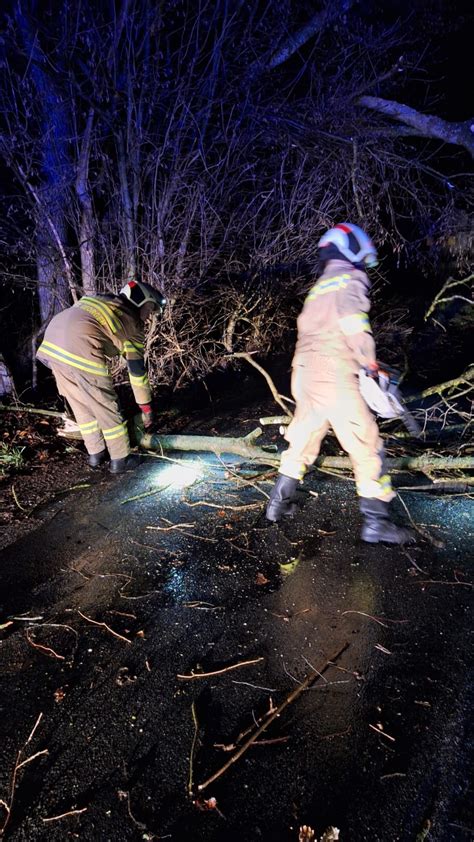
top-left (0, 442), bottom-right (26, 477)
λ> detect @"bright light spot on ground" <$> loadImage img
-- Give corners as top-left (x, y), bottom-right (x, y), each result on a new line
top-left (157, 462), bottom-right (201, 489)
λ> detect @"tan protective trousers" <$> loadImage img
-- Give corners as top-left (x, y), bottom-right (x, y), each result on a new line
top-left (280, 363), bottom-right (395, 501)
top-left (52, 365), bottom-right (130, 459)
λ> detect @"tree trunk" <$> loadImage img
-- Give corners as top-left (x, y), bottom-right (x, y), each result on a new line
top-left (76, 109), bottom-right (96, 295)
top-left (117, 132), bottom-right (136, 281)
top-left (15, 3), bottom-right (73, 323)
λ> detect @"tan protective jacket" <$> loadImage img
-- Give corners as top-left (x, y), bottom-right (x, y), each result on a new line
top-left (37, 294), bottom-right (151, 406)
top-left (293, 259), bottom-right (376, 377)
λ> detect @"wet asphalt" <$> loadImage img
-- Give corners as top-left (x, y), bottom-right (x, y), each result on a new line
top-left (0, 452), bottom-right (472, 841)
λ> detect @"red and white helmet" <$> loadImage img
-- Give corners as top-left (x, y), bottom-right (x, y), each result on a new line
top-left (119, 279), bottom-right (166, 312)
top-left (318, 223), bottom-right (378, 267)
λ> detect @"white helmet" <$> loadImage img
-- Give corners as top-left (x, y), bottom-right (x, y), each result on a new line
top-left (318, 223), bottom-right (378, 267)
top-left (119, 279), bottom-right (166, 312)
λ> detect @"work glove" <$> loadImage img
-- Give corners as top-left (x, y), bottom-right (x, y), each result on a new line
top-left (364, 361), bottom-right (379, 379)
top-left (138, 404), bottom-right (157, 434)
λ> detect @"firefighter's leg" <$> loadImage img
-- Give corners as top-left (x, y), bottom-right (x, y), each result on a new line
top-left (52, 367), bottom-right (107, 462)
top-left (279, 366), bottom-right (330, 480)
top-left (267, 367), bottom-right (329, 522)
top-left (329, 385), bottom-right (414, 543)
top-left (279, 408), bottom-right (329, 480)
top-left (74, 373), bottom-right (131, 462)
top-left (329, 385), bottom-right (393, 500)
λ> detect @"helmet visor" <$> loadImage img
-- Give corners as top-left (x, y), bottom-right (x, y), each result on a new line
top-left (364, 253), bottom-right (378, 268)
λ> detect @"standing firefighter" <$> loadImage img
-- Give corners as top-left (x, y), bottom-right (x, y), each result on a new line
top-left (37, 280), bottom-right (166, 473)
top-left (266, 223), bottom-right (414, 544)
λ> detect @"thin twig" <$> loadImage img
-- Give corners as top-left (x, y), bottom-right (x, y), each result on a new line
top-left (16, 750), bottom-right (48, 770)
top-left (121, 484), bottom-right (172, 504)
top-left (41, 807), bottom-right (88, 823)
top-left (411, 578), bottom-right (472, 588)
top-left (232, 680), bottom-right (277, 691)
top-left (184, 500), bottom-right (261, 511)
top-left (11, 485), bottom-right (27, 512)
top-left (77, 609), bottom-right (132, 644)
top-left (188, 702), bottom-right (199, 795)
top-left (369, 723), bottom-right (396, 742)
top-left (400, 547), bottom-right (427, 575)
top-left (146, 521), bottom-right (195, 531)
top-left (214, 453), bottom-right (270, 499)
top-left (25, 629), bottom-right (66, 660)
top-left (172, 530), bottom-right (218, 542)
top-left (228, 352), bottom-right (294, 415)
top-left (8, 615), bottom-right (44, 621)
top-left (252, 736), bottom-right (290, 746)
top-left (0, 713), bottom-right (46, 836)
top-left (178, 657), bottom-right (264, 680)
top-left (397, 493), bottom-right (444, 547)
top-left (341, 611), bottom-right (408, 627)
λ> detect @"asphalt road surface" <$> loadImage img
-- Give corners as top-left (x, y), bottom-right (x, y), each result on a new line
top-left (0, 453), bottom-right (472, 841)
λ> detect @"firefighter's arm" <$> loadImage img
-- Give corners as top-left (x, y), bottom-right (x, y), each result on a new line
top-left (122, 334), bottom-right (152, 407)
top-left (337, 281), bottom-right (377, 369)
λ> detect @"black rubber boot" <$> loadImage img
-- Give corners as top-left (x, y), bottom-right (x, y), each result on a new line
top-left (109, 453), bottom-right (142, 474)
top-left (360, 497), bottom-right (415, 544)
top-left (266, 474), bottom-right (299, 523)
top-left (87, 449), bottom-right (108, 468)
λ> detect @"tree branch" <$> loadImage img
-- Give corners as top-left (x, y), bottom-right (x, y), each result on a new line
top-left (358, 96), bottom-right (474, 158)
top-left (247, 0), bottom-right (355, 77)
top-left (267, 1), bottom-right (356, 70)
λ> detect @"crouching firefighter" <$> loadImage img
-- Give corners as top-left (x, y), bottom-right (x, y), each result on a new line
top-left (266, 223), bottom-right (414, 544)
top-left (37, 280), bottom-right (166, 473)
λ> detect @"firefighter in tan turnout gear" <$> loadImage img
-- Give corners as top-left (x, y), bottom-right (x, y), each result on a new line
top-left (37, 280), bottom-right (166, 473)
top-left (266, 223), bottom-right (414, 544)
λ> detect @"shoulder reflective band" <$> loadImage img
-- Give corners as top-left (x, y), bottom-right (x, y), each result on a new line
top-left (339, 312), bottom-right (371, 335)
top-left (77, 297), bottom-right (123, 334)
top-left (306, 274), bottom-right (351, 301)
top-left (38, 341), bottom-right (109, 376)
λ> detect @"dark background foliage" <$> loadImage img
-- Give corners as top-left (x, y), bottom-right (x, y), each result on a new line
top-left (0, 0), bottom-right (472, 394)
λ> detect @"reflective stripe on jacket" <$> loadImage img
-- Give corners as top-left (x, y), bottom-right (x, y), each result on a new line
top-left (37, 294), bottom-right (151, 405)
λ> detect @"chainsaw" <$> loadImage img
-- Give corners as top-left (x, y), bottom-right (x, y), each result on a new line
top-left (359, 362), bottom-right (422, 437)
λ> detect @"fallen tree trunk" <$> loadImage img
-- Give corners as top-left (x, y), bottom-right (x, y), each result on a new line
top-left (4, 406), bottom-right (472, 473)
top-left (140, 429), bottom-right (474, 472)
top-left (315, 455), bottom-right (474, 471)
top-left (141, 428), bottom-right (280, 465)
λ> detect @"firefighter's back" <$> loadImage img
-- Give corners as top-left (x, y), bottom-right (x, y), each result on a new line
top-left (37, 303), bottom-right (112, 372)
